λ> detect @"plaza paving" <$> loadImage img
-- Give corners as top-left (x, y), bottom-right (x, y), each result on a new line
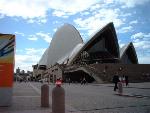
top-left (0, 82), bottom-right (150, 113)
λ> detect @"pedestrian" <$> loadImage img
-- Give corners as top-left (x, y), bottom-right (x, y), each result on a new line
top-left (119, 76), bottom-right (122, 82)
top-left (122, 75), bottom-right (125, 86)
top-left (83, 77), bottom-right (86, 85)
top-left (125, 75), bottom-right (129, 86)
top-left (113, 72), bottom-right (120, 91)
top-left (119, 75), bottom-right (125, 86)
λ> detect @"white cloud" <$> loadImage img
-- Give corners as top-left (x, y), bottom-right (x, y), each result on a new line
top-left (74, 8), bottom-right (124, 36)
top-left (129, 20), bottom-right (138, 24)
top-left (80, 33), bottom-right (89, 42)
top-left (131, 32), bottom-right (144, 39)
top-left (15, 54), bottom-right (40, 72)
top-left (130, 32), bottom-right (150, 64)
top-left (0, 0), bottom-right (100, 20)
top-left (40, 18), bottom-right (47, 23)
top-left (118, 26), bottom-right (133, 33)
top-left (133, 41), bottom-right (150, 49)
top-left (25, 48), bottom-right (46, 55)
top-left (52, 11), bottom-right (69, 18)
top-left (53, 28), bottom-right (57, 32)
top-left (104, 0), bottom-right (114, 4)
top-left (138, 56), bottom-right (150, 64)
top-left (121, 13), bottom-right (131, 17)
top-left (16, 54), bottom-right (39, 64)
top-left (90, 4), bottom-right (101, 11)
top-left (80, 12), bottom-right (90, 16)
top-left (49, 0), bottom-right (99, 17)
top-left (0, 14), bottom-right (4, 19)
top-left (28, 36), bottom-right (38, 41)
top-left (15, 31), bottom-right (25, 36)
top-left (27, 17), bottom-right (47, 24)
top-left (52, 21), bottom-right (59, 24)
top-left (0, 0), bottom-right (148, 24)
top-left (119, 0), bottom-right (150, 8)
top-left (15, 48), bottom-right (46, 72)
top-left (0, 0), bottom-right (49, 22)
top-left (16, 49), bottom-right (23, 53)
top-left (120, 43), bottom-right (125, 48)
top-left (36, 32), bottom-right (52, 43)
top-left (28, 32), bottom-right (52, 43)
top-left (118, 40), bottom-right (125, 48)
top-left (131, 32), bottom-right (150, 49)
top-left (131, 32), bottom-right (150, 39)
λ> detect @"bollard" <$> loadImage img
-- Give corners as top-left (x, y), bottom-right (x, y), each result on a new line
top-left (52, 85), bottom-right (65, 113)
top-left (118, 82), bottom-right (123, 95)
top-left (41, 84), bottom-right (49, 107)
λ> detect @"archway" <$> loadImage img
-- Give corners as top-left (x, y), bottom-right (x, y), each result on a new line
top-left (64, 70), bottom-right (95, 83)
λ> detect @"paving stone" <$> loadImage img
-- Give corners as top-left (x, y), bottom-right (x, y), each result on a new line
top-left (1, 82), bottom-right (150, 113)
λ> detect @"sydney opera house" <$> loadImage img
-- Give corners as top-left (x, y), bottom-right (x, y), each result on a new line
top-left (33, 22), bottom-right (150, 83)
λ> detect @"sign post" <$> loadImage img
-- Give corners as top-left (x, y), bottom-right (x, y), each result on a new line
top-left (0, 34), bottom-right (15, 106)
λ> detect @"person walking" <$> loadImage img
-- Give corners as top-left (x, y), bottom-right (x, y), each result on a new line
top-left (83, 77), bottom-right (86, 85)
top-left (113, 72), bottom-right (120, 91)
top-left (122, 75), bottom-right (125, 86)
top-left (125, 75), bottom-right (129, 86)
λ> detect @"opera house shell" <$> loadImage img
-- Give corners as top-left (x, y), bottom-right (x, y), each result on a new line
top-left (36, 22), bottom-right (142, 83)
top-left (120, 42), bottom-right (138, 64)
top-left (39, 22), bottom-right (122, 66)
top-left (39, 24), bottom-right (84, 66)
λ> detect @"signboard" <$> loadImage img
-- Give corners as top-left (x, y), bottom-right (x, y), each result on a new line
top-left (0, 34), bottom-right (15, 106)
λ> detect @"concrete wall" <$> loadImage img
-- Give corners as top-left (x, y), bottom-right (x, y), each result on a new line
top-left (90, 63), bottom-right (150, 82)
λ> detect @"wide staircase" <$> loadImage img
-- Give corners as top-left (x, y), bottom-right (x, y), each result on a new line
top-left (64, 64), bottom-right (111, 83)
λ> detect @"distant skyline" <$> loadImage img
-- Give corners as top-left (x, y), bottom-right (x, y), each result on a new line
top-left (0, 0), bottom-right (150, 72)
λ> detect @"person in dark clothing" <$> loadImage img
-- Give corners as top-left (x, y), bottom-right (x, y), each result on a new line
top-left (125, 75), bottom-right (129, 86)
top-left (113, 73), bottom-right (120, 91)
top-left (83, 77), bottom-right (86, 85)
top-left (81, 77), bottom-right (86, 85)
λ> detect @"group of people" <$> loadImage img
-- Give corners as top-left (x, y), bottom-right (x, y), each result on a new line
top-left (65, 77), bottom-right (87, 85)
top-left (113, 73), bottom-right (129, 91)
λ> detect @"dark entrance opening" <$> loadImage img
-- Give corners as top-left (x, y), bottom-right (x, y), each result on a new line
top-left (64, 70), bottom-right (95, 83)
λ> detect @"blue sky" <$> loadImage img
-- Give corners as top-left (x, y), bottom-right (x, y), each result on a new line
top-left (0, 0), bottom-right (150, 72)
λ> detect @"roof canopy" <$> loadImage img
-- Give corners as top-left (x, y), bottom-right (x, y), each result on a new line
top-left (39, 24), bottom-right (83, 66)
top-left (70, 22), bottom-right (120, 64)
top-left (120, 42), bottom-right (138, 64)
top-left (38, 22), bottom-right (138, 67)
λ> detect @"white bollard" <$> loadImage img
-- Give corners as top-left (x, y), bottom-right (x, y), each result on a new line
top-left (118, 82), bottom-right (123, 95)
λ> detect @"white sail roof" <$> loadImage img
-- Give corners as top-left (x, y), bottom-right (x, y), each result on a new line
top-left (57, 43), bottom-right (84, 64)
top-left (40, 24), bottom-right (83, 66)
top-left (38, 48), bottom-right (49, 65)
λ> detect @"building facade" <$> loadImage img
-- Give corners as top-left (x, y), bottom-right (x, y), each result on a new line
top-left (33, 23), bottom-right (150, 83)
